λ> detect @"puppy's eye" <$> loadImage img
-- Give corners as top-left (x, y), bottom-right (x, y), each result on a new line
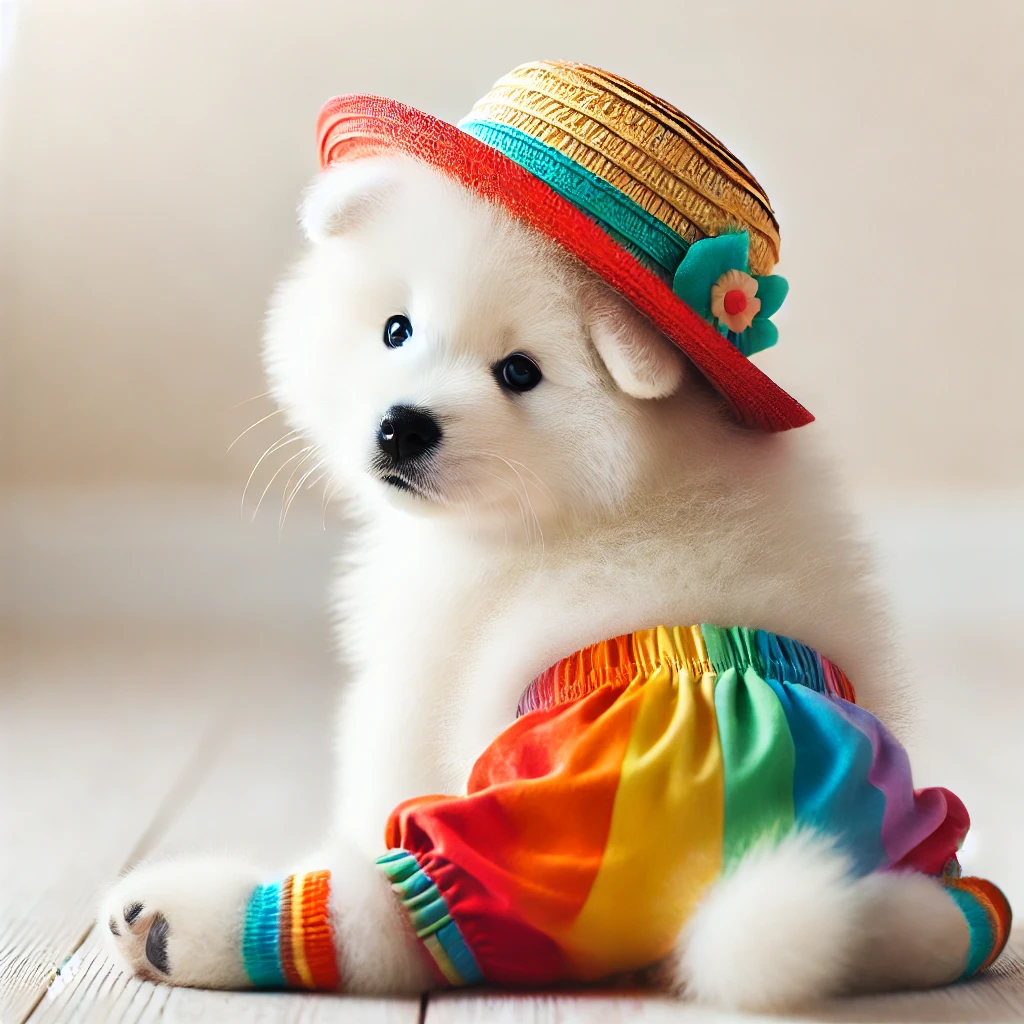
top-left (384, 314), bottom-right (413, 349)
top-left (495, 353), bottom-right (543, 393)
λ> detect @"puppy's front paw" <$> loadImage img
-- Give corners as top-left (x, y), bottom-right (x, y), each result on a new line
top-left (101, 858), bottom-right (261, 989)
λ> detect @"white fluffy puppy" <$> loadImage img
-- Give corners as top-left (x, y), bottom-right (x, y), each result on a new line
top-left (102, 156), bottom-right (971, 1009)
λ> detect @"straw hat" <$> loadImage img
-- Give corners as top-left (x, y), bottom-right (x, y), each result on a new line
top-left (317, 61), bottom-right (811, 432)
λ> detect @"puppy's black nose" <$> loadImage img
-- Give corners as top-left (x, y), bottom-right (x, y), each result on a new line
top-left (377, 405), bottom-right (442, 466)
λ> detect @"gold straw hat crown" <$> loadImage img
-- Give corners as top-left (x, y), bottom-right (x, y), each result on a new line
top-left (462, 60), bottom-right (780, 276)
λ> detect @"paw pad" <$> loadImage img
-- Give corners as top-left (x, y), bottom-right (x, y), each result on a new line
top-left (106, 899), bottom-right (171, 978)
top-left (101, 862), bottom-right (257, 989)
top-left (145, 913), bottom-right (170, 974)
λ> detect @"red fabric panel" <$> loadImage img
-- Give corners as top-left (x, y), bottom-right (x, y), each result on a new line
top-left (894, 786), bottom-right (971, 875)
top-left (384, 684), bottom-right (638, 984)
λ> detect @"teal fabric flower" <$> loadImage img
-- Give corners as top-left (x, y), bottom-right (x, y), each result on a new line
top-left (671, 232), bottom-right (788, 357)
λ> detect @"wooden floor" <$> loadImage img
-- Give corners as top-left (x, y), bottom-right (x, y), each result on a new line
top-left (1, 618), bottom-right (1021, 1023)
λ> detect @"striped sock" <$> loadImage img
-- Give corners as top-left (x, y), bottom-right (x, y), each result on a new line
top-left (242, 870), bottom-right (341, 989)
top-left (944, 875), bottom-right (1013, 979)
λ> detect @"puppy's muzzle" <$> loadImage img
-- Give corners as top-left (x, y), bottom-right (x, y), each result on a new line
top-left (377, 405), bottom-right (442, 469)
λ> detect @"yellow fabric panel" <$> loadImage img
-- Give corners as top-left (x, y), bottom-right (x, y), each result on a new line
top-left (562, 627), bottom-right (724, 977)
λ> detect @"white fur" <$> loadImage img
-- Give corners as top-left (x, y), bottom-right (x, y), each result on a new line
top-left (102, 858), bottom-right (260, 988)
top-left (847, 867), bottom-right (972, 992)
top-left (660, 832), bottom-right (970, 1009)
top-left (324, 838), bottom-right (433, 994)
top-left (101, 156), bottom-right (968, 1007)
top-left (666, 831), bottom-right (863, 1010)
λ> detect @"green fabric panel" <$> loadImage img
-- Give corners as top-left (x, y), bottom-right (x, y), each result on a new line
top-left (701, 624), bottom-right (762, 676)
top-left (714, 664), bottom-right (797, 865)
top-left (698, 623), bottom-right (730, 670)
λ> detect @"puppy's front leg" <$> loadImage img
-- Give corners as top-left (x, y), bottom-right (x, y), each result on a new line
top-left (101, 841), bottom-right (431, 993)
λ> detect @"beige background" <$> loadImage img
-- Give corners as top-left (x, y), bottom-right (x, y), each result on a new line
top-left (3, 0), bottom-right (1023, 493)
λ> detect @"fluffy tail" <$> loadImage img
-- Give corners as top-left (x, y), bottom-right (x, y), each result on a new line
top-left (661, 830), bottom-right (1010, 1012)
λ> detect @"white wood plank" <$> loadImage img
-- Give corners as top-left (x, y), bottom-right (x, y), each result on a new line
top-left (0, 627), bottom-right (233, 1023)
top-left (426, 934), bottom-right (1022, 1024)
top-left (12, 624), bottom-right (419, 1022)
top-left (30, 935), bottom-right (419, 1024)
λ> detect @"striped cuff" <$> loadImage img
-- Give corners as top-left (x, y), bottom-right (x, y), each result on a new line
top-left (242, 871), bottom-right (341, 989)
top-left (945, 876), bottom-right (1013, 979)
top-left (377, 849), bottom-right (483, 987)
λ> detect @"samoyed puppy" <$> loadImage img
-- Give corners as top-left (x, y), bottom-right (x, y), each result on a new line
top-left (102, 156), bottom-right (970, 1009)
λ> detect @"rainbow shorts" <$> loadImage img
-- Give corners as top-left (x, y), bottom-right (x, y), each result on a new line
top-left (376, 625), bottom-right (1012, 987)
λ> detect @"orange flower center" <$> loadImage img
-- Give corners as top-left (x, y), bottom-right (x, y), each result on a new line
top-left (723, 289), bottom-right (748, 316)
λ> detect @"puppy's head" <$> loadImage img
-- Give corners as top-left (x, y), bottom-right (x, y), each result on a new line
top-left (264, 156), bottom-right (693, 535)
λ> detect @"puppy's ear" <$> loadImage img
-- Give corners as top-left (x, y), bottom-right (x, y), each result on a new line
top-left (586, 284), bottom-right (687, 399)
top-left (299, 161), bottom-right (400, 243)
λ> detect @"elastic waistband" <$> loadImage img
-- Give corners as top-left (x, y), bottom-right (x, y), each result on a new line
top-left (517, 624), bottom-right (855, 717)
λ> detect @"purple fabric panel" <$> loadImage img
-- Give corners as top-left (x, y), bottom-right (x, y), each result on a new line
top-left (831, 698), bottom-right (950, 866)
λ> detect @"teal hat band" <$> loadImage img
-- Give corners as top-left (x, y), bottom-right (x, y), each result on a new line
top-left (460, 118), bottom-right (687, 281)
top-left (460, 116), bottom-right (787, 356)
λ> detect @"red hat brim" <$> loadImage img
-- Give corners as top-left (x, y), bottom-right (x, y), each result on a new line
top-left (317, 95), bottom-right (813, 432)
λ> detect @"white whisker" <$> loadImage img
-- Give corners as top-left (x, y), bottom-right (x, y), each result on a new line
top-left (228, 390), bottom-right (273, 411)
top-left (240, 430), bottom-right (302, 518)
top-left (466, 448), bottom-right (550, 551)
top-left (322, 479), bottom-right (342, 530)
top-left (277, 447), bottom-right (320, 512)
top-left (227, 407), bottom-right (286, 452)
top-left (480, 465), bottom-right (529, 539)
top-left (281, 457), bottom-right (326, 533)
top-left (498, 456), bottom-right (544, 551)
top-left (251, 445), bottom-right (315, 523)
top-left (304, 468), bottom-right (331, 491)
